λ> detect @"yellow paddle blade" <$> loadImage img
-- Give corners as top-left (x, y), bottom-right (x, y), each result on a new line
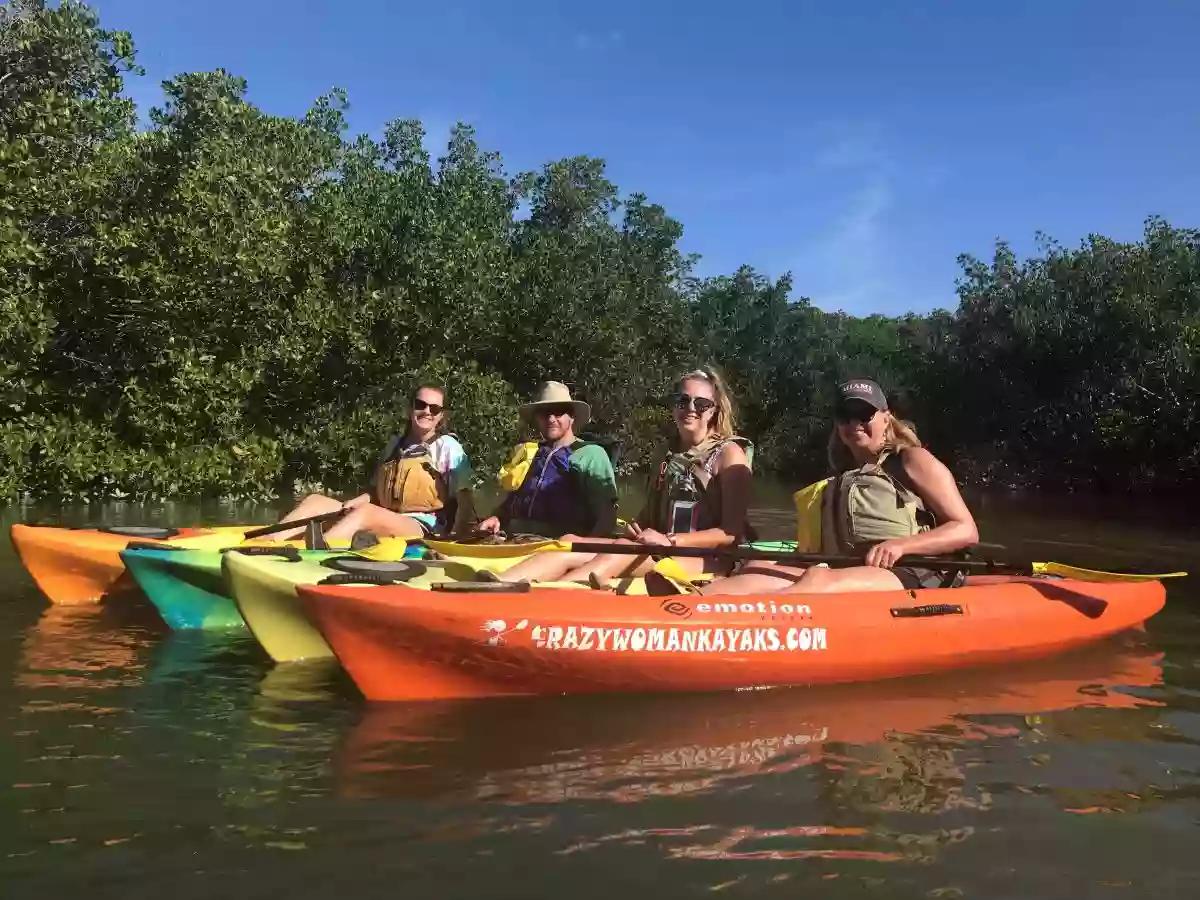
top-left (651, 558), bottom-right (702, 594)
top-left (1032, 561), bottom-right (1188, 583)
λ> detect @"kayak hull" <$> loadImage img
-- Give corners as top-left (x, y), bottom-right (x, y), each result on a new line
top-left (295, 577), bottom-right (1168, 702)
top-left (120, 549), bottom-right (246, 630)
top-left (224, 553), bottom-right (342, 662)
top-left (9, 523), bottom-right (262, 606)
top-left (222, 551), bottom-right (528, 662)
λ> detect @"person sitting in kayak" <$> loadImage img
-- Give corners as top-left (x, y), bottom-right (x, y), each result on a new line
top-left (701, 377), bottom-right (978, 595)
top-left (276, 383), bottom-right (476, 540)
top-left (475, 381), bottom-right (618, 539)
top-left (493, 367), bottom-right (753, 585)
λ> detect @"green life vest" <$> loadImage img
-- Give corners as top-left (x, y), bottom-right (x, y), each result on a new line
top-left (819, 449), bottom-right (936, 554)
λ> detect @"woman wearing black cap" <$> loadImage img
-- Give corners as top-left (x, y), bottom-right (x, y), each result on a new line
top-left (703, 377), bottom-right (978, 595)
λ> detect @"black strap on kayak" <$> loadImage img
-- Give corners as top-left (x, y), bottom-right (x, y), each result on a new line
top-left (319, 557), bottom-right (426, 580)
top-left (123, 541), bottom-right (187, 552)
top-left (318, 572), bottom-right (414, 586)
top-left (223, 545), bottom-right (303, 561)
top-left (98, 525), bottom-right (181, 539)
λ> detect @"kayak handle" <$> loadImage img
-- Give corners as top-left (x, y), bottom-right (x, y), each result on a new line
top-left (223, 546), bottom-right (302, 561)
top-left (318, 573), bottom-right (407, 586)
top-left (890, 603), bottom-right (964, 618)
top-left (124, 541), bottom-right (186, 552)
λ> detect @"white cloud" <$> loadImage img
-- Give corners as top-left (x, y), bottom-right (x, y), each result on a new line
top-left (796, 177), bottom-right (894, 315)
top-left (784, 123), bottom-right (904, 315)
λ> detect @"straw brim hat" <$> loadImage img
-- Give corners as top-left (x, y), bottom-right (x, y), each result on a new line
top-left (519, 380), bottom-right (591, 427)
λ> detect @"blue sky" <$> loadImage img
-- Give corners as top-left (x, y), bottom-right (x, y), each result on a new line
top-left (95, 0), bottom-right (1200, 317)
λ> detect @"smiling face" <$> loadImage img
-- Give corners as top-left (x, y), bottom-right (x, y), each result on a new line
top-left (835, 400), bottom-right (890, 458)
top-left (535, 406), bottom-right (575, 443)
top-left (671, 376), bottom-right (718, 444)
top-left (409, 387), bottom-right (445, 440)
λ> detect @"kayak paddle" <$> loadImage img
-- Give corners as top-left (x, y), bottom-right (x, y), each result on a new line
top-left (550, 540), bottom-right (1188, 584)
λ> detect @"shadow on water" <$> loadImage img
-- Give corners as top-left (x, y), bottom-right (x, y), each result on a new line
top-left (4, 496), bottom-right (1200, 897)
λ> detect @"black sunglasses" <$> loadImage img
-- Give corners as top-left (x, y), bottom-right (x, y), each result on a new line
top-left (413, 399), bottom-right (444, 415)
top-left (670, 392), bottom-right (716, 414)
top-left (535, 405), bottom-right (575, 418)
top-left (835, 404), bottom-right (877, 424)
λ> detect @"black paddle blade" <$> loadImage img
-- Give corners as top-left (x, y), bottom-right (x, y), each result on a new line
top-left (1027, 580), bottom-right (1110, 619)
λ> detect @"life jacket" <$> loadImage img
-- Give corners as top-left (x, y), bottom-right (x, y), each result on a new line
top-left (373, 435), bottom-right (450, 514)
top-left (497, 441), bottom-right (540, 493)
top-left (498, 433), bottom-right (624, 492)
top-left (646, 435), bottom-right (756, 538)
top-left (502, 439), bottom-right (599, 533)
top-left (796, 449), bottom-right (936, 554)
top-left (791, 478), bottom-right (828, 552)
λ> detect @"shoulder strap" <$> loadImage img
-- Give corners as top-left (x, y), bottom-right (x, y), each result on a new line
top-left (879, 449), bottom-right (922, 502)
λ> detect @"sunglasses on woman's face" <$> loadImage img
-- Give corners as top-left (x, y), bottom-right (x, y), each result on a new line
top-left (835, 404), bottom-right (877, 424)
top-left (413, 399), bottom-right (443, 415)
top-left (671, 393), bottom-right (716, 414)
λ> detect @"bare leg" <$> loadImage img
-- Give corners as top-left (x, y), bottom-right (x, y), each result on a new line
top-left (271, 493), bottom-right (344, 541)
top-left (323, 503), bottom-right (427, 541)
top-left (564, 551), bottom-right (717, 585)
top-left (780, 565), bottom-right (905, 594)
top-left (493, 551), bottom-right (600, 583)
top-left (561, 538), bottom-right (654, 582)
top-left (700, 563), bottom-right (810, 596)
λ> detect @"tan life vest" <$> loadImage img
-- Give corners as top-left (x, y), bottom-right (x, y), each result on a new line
top-left (819, 450), bottom-right (936, 554)
top-left (376, 442), bottom-right (447, 514)
top-left (646, 435), bottom-right (755, 538)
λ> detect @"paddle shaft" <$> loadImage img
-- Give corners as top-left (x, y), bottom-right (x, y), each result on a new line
top-left (561, 541), bottom-right (1027, 574)
top-left (242, 508), bottom-right (347, 539)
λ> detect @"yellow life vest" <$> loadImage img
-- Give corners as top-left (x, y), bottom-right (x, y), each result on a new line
top-left (791, 478), bottom-right (829, 552)
top-left (496, 441), bottom-right (541, 493)
top-left (377, 443), bottom-right (447, 513)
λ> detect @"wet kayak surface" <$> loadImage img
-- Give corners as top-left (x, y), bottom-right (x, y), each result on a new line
top-left (3, 494), bottom-right (1200, 899)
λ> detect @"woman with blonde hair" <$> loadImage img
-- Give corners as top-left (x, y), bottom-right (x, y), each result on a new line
top-left (489, 366), bottom-right (754, 586)
top-left (702, 378), bottom-right (978, 595)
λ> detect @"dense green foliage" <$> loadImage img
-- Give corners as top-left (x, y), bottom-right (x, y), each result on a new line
top-left (3, 0), bottom-right (1198, 502)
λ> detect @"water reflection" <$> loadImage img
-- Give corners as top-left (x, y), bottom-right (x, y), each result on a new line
top-left (336, 636), bottom-right (1164, 802)
top-left (16, 604), bottom-right (161, 699)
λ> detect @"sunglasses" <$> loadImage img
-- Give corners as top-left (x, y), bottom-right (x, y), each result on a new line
top-left (413, 399), bottom-right (444, 415)
top-left (835, 404), bottom-right (878, 424)
top-left (670, 393), bottom-right (716, 414)
top-left (536, 406), bottom-right (575, 418)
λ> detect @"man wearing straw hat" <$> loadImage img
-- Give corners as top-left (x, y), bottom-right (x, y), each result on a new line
top-left (477, 381), bottom-right (618, 538)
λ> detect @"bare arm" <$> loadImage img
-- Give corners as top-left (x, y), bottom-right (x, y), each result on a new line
top-left (891, 447), bottom-right (979, 555)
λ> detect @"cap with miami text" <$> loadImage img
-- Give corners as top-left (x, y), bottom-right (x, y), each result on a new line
top-left (836, 378), bottom-right (888, 411)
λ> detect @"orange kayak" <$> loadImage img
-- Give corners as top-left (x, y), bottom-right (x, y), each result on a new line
top-left (9, 523), bottom-right (263, 606)
top-left (295, 576), bottom-right (1167, 702)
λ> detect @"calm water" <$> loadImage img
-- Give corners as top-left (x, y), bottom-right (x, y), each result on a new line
top-left (4, 485), bottom-right (1200, 898)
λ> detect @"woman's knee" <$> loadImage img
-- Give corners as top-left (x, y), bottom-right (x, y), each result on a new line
top-left (785, 566), bottom-right (903, 594)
